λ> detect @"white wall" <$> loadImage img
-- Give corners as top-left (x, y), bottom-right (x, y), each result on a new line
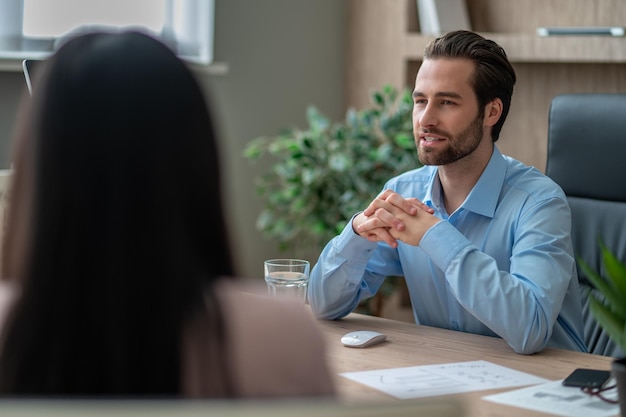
top-left (206, 0), bottom-right (346, 279)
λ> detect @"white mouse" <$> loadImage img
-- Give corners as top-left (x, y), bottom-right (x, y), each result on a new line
top-left (341, 330), bottom-right (387, 348)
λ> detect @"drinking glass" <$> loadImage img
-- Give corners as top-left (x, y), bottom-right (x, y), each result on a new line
top-left (263, 259), bottom-right (310, 303)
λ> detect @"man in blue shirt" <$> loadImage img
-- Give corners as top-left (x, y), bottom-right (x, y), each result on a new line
top-left (308, 30), bottom-right (586, 355)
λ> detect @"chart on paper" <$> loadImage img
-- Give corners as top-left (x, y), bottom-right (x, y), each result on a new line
top-left (340, 360), bottom-right (549, 400)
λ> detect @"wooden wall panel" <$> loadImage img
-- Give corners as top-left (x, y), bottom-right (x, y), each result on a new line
top-left (468, 0), bottom-right (626, 33)
top-left (500, 63), bottom-right (626, 171)
top-left (345, 0), bottom-right (408, 109)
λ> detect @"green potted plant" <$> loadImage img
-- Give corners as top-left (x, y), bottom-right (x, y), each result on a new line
top-left (243, 85), bottom-right (421, 315)
top-left (578, 241), bottom-right (626, 415)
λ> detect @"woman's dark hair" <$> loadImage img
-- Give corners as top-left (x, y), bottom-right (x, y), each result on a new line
top-left (424, 30), bottom-right (517, 142)
top-left (0, 30), bottom-right (235, 396)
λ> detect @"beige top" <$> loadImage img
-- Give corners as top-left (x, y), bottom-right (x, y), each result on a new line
top-left (182, 279), bottom-right (336, 398)
top-left (0, 280), bottom-right (336, 399)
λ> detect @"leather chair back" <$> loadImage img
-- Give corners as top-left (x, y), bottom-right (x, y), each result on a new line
top-left (546, 93), bottom-right (626, 357)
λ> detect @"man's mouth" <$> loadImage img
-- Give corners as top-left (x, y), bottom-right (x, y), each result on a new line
top-left (422, 136), bottom-right (444, 142)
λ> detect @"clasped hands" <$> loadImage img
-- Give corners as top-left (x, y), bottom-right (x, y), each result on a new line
top-left (352, 190), bottom-right (439, 248)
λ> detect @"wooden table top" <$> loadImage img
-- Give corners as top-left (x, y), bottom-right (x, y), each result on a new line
top-left (316, 312), bottom-right (615, 417)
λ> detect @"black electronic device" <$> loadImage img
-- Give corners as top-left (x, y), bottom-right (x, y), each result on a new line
top-left (562, 368), bottom-right (611, 389)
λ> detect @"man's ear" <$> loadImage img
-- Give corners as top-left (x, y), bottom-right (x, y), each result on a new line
top-left (484, 98), bottom-right (503, 127)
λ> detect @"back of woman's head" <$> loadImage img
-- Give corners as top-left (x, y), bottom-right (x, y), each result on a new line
top-left (0, 30), bottom-right (234, 396)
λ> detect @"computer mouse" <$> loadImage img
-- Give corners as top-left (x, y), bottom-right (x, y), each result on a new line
top-left (341, 330), bottom-right (387, 348)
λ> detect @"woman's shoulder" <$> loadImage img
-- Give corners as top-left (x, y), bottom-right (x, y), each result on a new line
top-left (216, 278), bottom-right (336, 397)
top-left (218, 279), bottom-right (323, 341)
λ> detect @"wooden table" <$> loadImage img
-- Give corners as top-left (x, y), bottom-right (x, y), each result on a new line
top-left (316, 312), bottom-right (615, 417)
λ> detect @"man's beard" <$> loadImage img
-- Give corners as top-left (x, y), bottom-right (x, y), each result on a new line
top-left (417, 113), bottom-right (484, 166)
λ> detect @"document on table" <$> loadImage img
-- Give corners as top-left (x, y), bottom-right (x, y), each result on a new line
top-left (484, 379), bottom-right (620, 417)
top-left (340, 360), bottom-right (549, 400)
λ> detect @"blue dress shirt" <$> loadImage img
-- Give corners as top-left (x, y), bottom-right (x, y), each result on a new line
top-left (308, 146), bottom-right (587, 354)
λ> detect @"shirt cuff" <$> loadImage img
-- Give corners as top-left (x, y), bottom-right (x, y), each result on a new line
top-left (419, 221), bottom-right (472, 271)
top-left (333, 214), bottom-right (379, 264)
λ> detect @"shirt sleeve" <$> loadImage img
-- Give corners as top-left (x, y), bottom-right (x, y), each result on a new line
top-left (308, 214), bottom-right (403, 320)
top-left (420, 196), bottom-right (577, 354)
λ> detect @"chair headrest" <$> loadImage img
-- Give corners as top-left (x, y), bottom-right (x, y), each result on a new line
top-left (546, 93), bottom-right (626, 202)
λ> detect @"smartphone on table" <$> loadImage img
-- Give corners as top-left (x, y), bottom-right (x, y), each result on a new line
top-left (562, 368), bottom-right (611, 389)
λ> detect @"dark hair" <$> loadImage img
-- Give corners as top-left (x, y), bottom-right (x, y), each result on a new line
top-left (0, 30), bottom-right (235, 396)
top-left (424, 30), bottom-right (516, 141)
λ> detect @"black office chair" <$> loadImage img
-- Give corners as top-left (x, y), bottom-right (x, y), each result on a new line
top-left (546, 93), bottom-right (626, 357)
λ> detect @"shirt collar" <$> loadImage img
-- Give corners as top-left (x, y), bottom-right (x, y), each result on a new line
top-left (424, 146), bottom-right (506, 218)
top-left (465, 146), bottom-right (506, 218)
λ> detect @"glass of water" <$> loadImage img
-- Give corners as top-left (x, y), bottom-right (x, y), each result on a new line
top-left (263, 259), bottom-right (310, 303)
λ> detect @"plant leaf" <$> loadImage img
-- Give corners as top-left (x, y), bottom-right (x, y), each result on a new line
top-left (578, 240), bottom-right (626, 353)
top-left (242, 85), bottom-right (419, 252)
top-left (589, 294), bottom-right (626, 350)
top-left (579, 256), bottom-right (626, 320)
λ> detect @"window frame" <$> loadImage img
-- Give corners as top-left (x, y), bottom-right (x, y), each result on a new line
top-left (0, 0), bottom-right (215, 65)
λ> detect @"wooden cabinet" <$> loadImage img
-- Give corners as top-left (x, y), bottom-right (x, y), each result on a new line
top-left (346, 0), bottom-right (626, 171)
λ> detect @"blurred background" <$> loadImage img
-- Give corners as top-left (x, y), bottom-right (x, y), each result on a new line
top-left (2, 0), bottom-right (625, 301)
